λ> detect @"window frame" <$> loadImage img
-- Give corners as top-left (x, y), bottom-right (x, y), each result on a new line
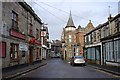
top-left (10, 43), bottom-right (19, 61)
top-left (12, 11), bottom-right (18, 30)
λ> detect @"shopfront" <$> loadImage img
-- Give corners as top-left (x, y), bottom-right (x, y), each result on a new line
top-left (102, 38), bottom-right (120, 66)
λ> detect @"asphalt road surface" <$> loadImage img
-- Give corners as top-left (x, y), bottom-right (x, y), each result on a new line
top-left (20, 58), bottom-right (117, 79)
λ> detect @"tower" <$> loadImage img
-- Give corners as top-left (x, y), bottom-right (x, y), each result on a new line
top-left (64, 11), bottom-right (76, 61)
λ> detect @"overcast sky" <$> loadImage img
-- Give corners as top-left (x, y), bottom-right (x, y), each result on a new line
top-left (25, 0), bottom-right (119, 41)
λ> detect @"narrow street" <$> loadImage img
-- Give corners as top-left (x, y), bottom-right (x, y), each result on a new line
top-left (19, 59), bottom-right (116, 78)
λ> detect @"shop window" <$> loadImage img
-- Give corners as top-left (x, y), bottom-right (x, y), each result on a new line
top-left (0, 42), bottom-right (6, 58)
top-left (109, 42), bottom-right (114, 61)
top-left (10, 43), bottom-right (19, 60)
top-left (114, 40), bottom-right (120, 62)
top-left (118, 40), bottom-right (120, 61)
top-left (96, 46), bottom-right (100, 60)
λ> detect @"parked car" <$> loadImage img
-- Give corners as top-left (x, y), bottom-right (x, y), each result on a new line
top-left (70, 56), bottom-right (87, 66)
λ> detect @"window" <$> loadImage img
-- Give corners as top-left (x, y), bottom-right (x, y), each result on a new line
top-left (91, 47), bottom-right (95, 60)
top-left (10, 43), bottom-right (19, 60)
top-left (103, 27), bottom-right (106, 37)
top-left (88, 35), bottom-right (91, 42)
top-left (36, 29), bottom-right (39, 39)
top-left (106, 43), bottom-right (109, 61)
top-left (30, 17), bottom-right (32, 23)
top-left (106, 26), bottom-right (109, 36)
top-left (99, 30), bottom-right (101, 39)
top-left (69, 35), bottom-right (72, 38)
top-left (69, 38), bottom-right (72, 43)
top-left (114, 40), bottom-right (120, 62)
top-left (96, 46), bottom-right (100, 60)
top-left (12, 11), bottom-right (18, 30)
top-left (2, 21), bottom-right (7, 35)
top-left (115, 19), bottom-right (119, 33)
top-left (109, 42), bottom-right (114, 61)
top-left (94, 32), bottom-right (96, 42)
top-left (118, 40), bottom-right (120, 62)
top-left (101, 28), bottom-right (104, 38)
top-left (85, 36), bottom-right (86, 42)
top-left (29, 24), bottom-right (33, 35)
top-left (0, 42), bottom-right (6, 58)
top-left (68, 35), bottom-right (72, 43)
top-left (87, 48), bottom-right (91, 59)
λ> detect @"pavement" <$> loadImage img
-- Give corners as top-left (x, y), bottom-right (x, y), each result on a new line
top-left (2, 60), bottom-right (47, 80)
top-left (87, 63), bottom-right (120, 76)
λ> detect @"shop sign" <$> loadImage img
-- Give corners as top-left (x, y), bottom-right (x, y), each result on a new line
top-left (19, 43), bottom-right (28, 51)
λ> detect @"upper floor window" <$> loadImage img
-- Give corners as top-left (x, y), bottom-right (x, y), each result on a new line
top-left (99, 30), bottom-right (101, 39)
top-left (29, 24), bottom-right (33, 35)
top-left (101, 28), bottom-right (104, 38)
top-left (94, 32), bottom-right (96, 42)
top-left (103, 26), bottom-right (106, 37)
top-left (115, 19), bottom-right (119, 33)
top-left (12, 11), bottom-right (18, 30)
top-left (68, 35), bottom-right (72, 43)
top-left (69, 35), bottom-right (72, 38)
top-left (36, 29), bottom-right (39, 39)
top-left (88, 35), bottom-right (91, 42)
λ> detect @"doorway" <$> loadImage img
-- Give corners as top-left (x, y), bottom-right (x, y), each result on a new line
top-left (29, 46), bottom-right (33, 64)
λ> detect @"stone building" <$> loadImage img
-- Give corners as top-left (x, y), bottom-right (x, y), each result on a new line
top-left (84, 13), bottom-right (120, 66)
top-left (61, 12), bottom-right (94, 61)
top-left (0, 2), bottom-right (48, 68)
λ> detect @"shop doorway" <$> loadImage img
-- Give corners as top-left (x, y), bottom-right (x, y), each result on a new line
top-left (29, 46), bottom-right (33, 64)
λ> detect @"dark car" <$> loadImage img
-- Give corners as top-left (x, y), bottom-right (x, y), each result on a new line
top-left (70, 56), bottom-right (87, 66)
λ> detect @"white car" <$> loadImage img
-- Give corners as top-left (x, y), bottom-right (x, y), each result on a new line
top-left (70, 56), bottom-right (87, 66)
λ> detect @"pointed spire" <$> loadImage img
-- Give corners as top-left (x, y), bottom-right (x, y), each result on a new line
top-left (78, 25), bottom-right (81, 29)
top-left (65, 11), bottom-right (76, 28)
top-left (89, 20), bottom-right (91, 23)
